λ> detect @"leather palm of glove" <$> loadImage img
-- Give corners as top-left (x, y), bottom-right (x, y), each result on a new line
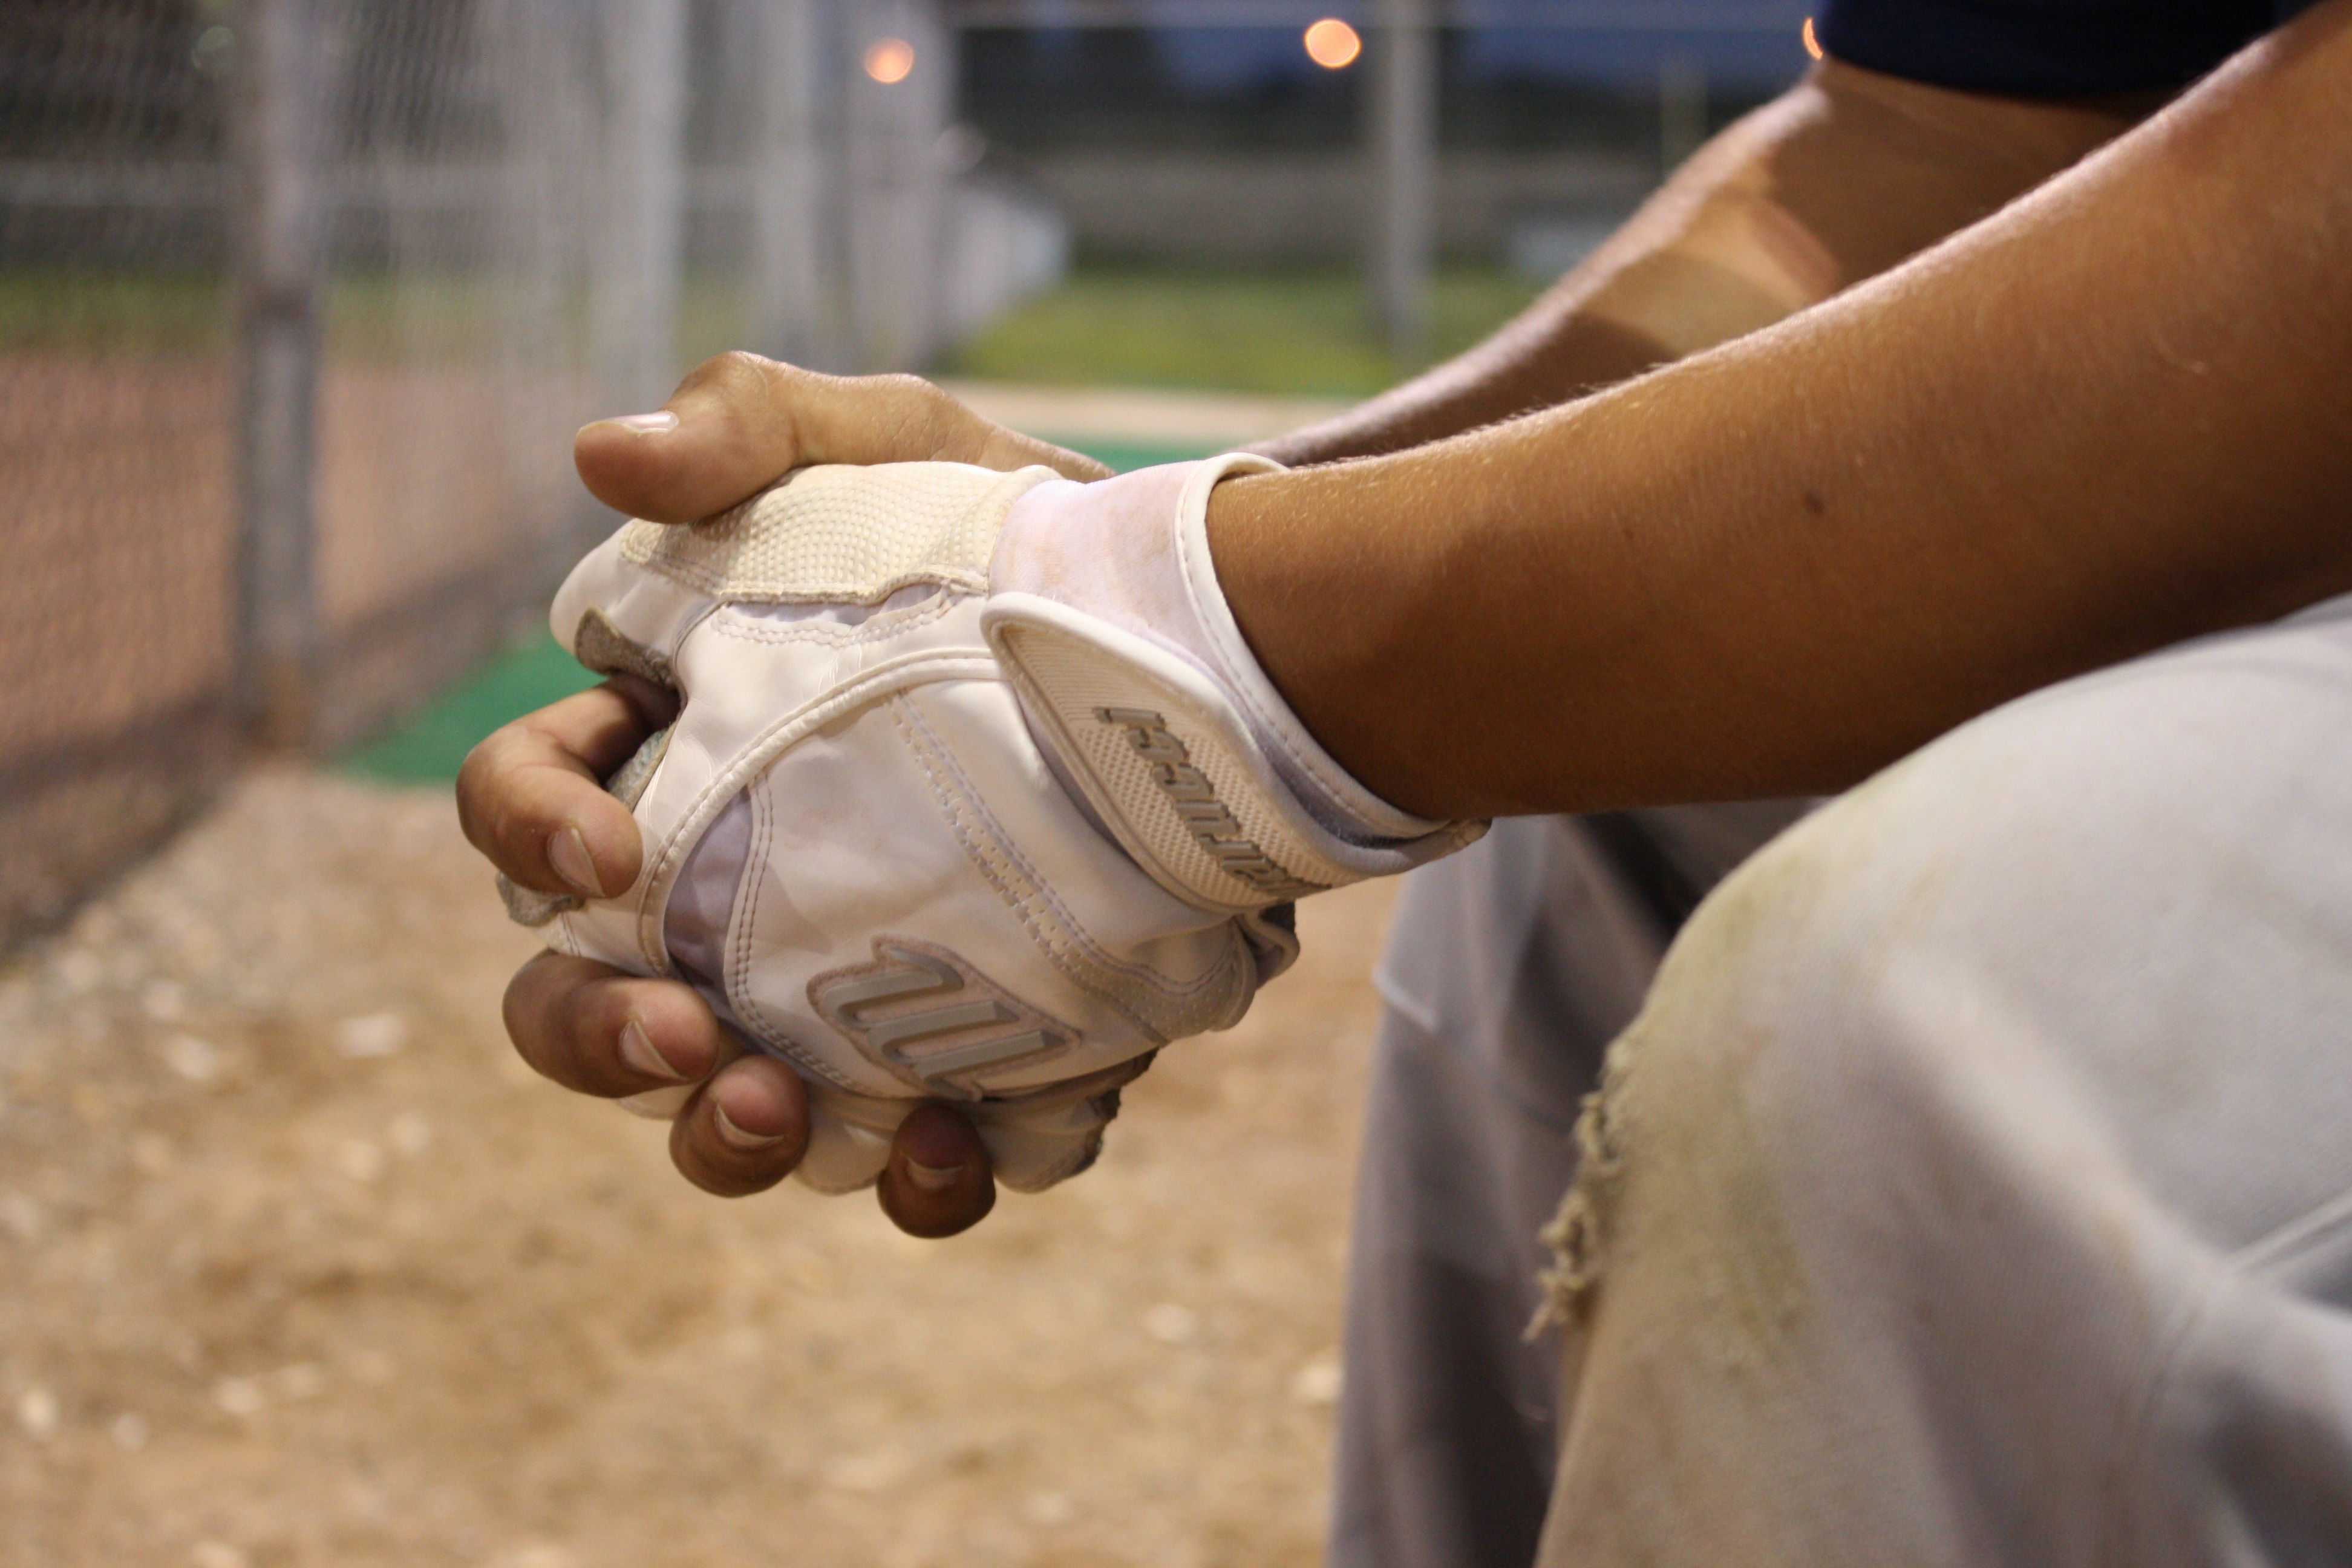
top-left (506, 456), bottom-right (1483, 1194)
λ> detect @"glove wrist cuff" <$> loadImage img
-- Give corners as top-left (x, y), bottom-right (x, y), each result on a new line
top-left (984, 454), bottom-right (1485, 915)
top-left (1166, 455), bottom-right (1448, 847)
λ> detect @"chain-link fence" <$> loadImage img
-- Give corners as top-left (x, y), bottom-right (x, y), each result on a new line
top-left (0, 0), bottom-right (1038, 952)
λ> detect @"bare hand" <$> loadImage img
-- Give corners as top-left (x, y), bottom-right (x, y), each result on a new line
top-left (570, 351), bottom-right (1107, 524)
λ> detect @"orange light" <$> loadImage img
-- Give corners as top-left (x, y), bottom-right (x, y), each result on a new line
top-left (1303, 18), bottom-right (1362, 70)
top-left (1800, 16), bottom-right (1823, 59)
top-left (864, 37), bottom-right (915, 84)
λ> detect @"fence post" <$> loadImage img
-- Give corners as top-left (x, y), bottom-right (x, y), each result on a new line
top-left (753, 0), bottom-right (842, 370)
top-left (595, 0), bottom-right (687, 415)
top-left (1659, 53), bottom-right (1709, 177)
top-left (847, 0), bottom-right (950, 372)
top-left (232, 0), bottom-right (328, 750)
top-left (1371, 0), bottom-right (1437, 364)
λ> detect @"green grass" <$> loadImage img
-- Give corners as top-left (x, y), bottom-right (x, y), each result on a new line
top-left (0, 269), bottom-right (230, 355)
top-left (944, 266), bottom-right (1541, 398)
top-left (339, 434), bottom-right (1215, 784)
top-left (0, 264), bottom-right (1543, 396)
top-left (0, 268), bottom-right (602, 361)
top-left (4, 260), bottom-right (1535, 778)
top-left (341, 631), bottom-right (602, 785)
top-left (335, 264), bottom-right (1545, 783)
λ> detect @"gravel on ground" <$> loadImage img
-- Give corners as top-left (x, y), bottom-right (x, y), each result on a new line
top-left (0, 769), bottom-right (1393, 1568)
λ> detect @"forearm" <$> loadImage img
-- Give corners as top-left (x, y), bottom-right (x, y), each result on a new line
top-left (1256, 59), bottom-right (2159, 466)
top-left (1218, 0), bottom-right (2352, 818)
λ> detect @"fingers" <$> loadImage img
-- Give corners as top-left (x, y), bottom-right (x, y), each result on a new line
top-left (504, 951), bottom-right (998, 1225)
top-left (876, 1103), bottom-right (997, 1238)
top-left (669, 1054), bottom-right (811, 1198)
top-left (573, 352), bottom-right (1111, 526)
top-left (457, 676), bottom-right (676, 897)
top-left (503, 953), bottom-right (730, 1097)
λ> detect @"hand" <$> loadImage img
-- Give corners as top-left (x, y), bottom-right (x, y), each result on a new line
top-left (458, 356), bottom-right (1101, 1237)
top-left (505, 451), bottom-right (1480, 1210)
top-left (572, 351), bottom-right (1108, 525)
top-left (526, 461), bottom-right (1298, 1200)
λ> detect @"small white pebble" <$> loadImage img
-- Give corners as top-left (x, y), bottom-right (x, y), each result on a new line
top-left (1024, 1491), bottom-right (1076, 1527)
top-left (388, 1111), bottom-right (433, 1157)
top-left (1144, 1302), bottom-right (1198, 1345)
top-left (54, 950), bottom-right (102, 993)
top-left (822, 1450), bottom-right (907, 1492)
top-left (269, 1363), bottom-right (324, 1402)
top-left (0, 1192), bottom-right (43, 1244)
top-left (15, 1387), bottom-right (59, 1440)
top-left (1292, 1352), bottom-right (1344, 1406)
top-left (109, 1411), bottom-right (150, 1452)
top-left (335, 1013), bottom-right (408, 1059)
top-left (338, 1140), bottom-right (385, 1183)
top-left (160, 1034), bottom-right (221, 1085)
top-left (211, 1377), bottom-right (265, 1417)
top-left (505, 1547), bottom-right (577, 1568)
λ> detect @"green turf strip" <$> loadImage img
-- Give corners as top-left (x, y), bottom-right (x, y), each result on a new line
top-left (339, 435), bottom-right (1218, 783)
top-left (340, 629), bottom-right (600, 784)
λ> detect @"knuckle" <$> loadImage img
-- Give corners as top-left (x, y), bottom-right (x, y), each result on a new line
top-left (871, 373), bottom-right (955, 439)
top-left (684, 349), bottom-right (767, 396)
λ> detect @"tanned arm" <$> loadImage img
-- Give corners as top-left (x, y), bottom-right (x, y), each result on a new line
top-left (1215, 0), bottom-right (2352, 818)
top-left (1256, 58), bottom-right (2164, 466)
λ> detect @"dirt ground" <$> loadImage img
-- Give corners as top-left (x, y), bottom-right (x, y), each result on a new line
top-left (0, 769), bottom-right (1397, 1568)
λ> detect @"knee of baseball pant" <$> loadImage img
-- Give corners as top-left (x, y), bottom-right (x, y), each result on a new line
top-left (1534, 730), bottom-right (2105, 1329)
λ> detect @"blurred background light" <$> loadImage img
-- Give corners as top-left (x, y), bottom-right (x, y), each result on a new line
top-left (1302, 18), bottom-right (1361, 70)
top-left (865, 36), bottom-right (916, 83)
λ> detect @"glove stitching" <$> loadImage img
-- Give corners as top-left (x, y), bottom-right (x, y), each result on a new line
top-left (724, 788), bottom-right (871, 1096)
top-left (635, 647), bottom-right (1002, 922)
top-left (703, 592), bottom-right (961, 647)
top-left (1171, 457), bottom-right (1468, 852)
top-left (887, 694), bottom-right (1253, 1041)
top-left (893, 690), bottom-right (1240, 1008)
top-left (1168, 458), bottom-right (1368, 826)
top-left (887, 693), bottom-right (1186, 1033)
top-left (629, 646), bottom-right (1001, 993)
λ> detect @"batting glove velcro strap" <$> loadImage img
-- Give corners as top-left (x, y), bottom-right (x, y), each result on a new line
top-left (982, 455), bottom-right (1485, 916)
top-left (521, 462), bottom-right (1296, 1195)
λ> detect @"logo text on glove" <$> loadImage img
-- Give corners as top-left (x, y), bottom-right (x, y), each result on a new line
top-left (811, 940), bottom-right (1068, 1100)
top-left (1096, 707), bottom-right (1302, 896)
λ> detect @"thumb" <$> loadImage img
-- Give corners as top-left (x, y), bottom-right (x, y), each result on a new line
top-left (575, 351), bottom-right (1107, 526)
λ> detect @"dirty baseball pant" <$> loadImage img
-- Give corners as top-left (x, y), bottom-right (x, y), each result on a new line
top-left (1329, 802), bottom-right (1809, 1568)
top-left (1336, 592), bottom-right (2352, 1568)
top-left (1526, 591), bottom-right (2352, 1567)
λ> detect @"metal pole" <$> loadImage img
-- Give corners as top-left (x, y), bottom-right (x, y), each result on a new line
top-left (848, 0), bottom-right (950, 371)
top-left (595, 0), bottom-right (687, 413)
top-left (1371, 0), bottom-right (1436, 364)
top-left (753, 0), bottom-right (839, 368)
top-left (233, 0), bottom-right (328, 750)
top-left (1659, 51), bottom-right (1708, 177)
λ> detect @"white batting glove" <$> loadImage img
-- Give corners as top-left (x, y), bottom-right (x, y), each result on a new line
top-left (508, 457), bottom-right (1481, 1195)
top-left (984, 455), bottom-right (1483, 912)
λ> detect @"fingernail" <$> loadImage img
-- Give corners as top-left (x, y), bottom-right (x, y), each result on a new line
top-left (546, 825), bottom-right (605, 898)
top-left (610, 410), bottom-right (678, 434)
top-left (905, 1157), bottom-right (966, 1192)
top-left (617, 1083), bottom-right (696, 1120)
top-left (714, 1102), bottom-right (786, 1151)
top-left (618, 1018), bottom-right (684, 1084)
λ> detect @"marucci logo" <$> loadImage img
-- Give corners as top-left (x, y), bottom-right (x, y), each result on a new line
top-left (810, 941), bottom-right (1067, 1099)
top-left (1095, 706), bottom-right (1310, 897)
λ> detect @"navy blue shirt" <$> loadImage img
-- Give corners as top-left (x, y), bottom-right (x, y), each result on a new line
top-left (1815, 0), bottom-right (2311, 94)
